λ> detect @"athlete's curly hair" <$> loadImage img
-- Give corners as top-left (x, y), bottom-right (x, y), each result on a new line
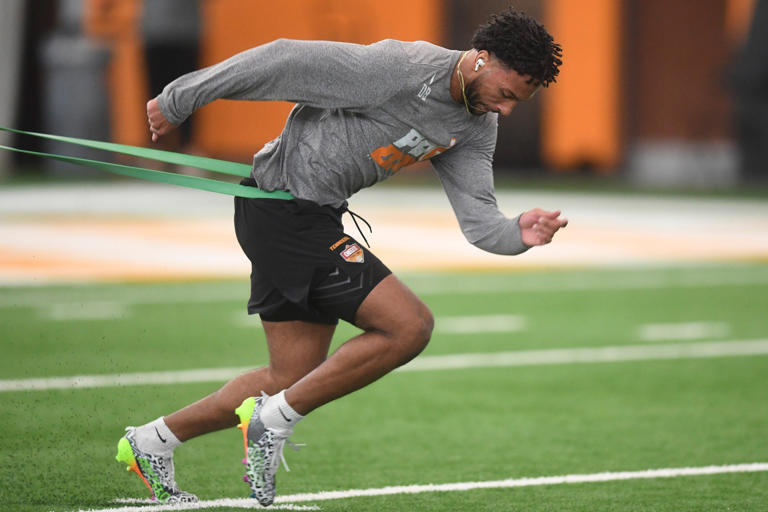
top-left (471, 8), bottom-right (562, 87)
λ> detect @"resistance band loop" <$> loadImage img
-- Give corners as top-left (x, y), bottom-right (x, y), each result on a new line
top-left (0, 143), bottom-right (293, 200)
top-left (0, 126), bottom-right (251, 177)
top-left (0, 126), bottom-right (294, 200)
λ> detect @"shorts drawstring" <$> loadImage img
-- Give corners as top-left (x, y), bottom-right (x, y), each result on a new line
top-left (344, 208), bottom-right (372, 247)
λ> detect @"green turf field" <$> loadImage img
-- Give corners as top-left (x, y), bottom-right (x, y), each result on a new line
top-left (1, 263), bottom-right (767, 511)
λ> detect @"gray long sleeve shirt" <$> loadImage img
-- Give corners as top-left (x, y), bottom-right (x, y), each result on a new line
top-left (158, 38), bottom-right (528, 255)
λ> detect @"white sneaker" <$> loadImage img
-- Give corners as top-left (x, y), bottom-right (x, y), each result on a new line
top-left (235, 393), bottom-right (298, 506)
top-left (115, 427), bottom-right (197, 503)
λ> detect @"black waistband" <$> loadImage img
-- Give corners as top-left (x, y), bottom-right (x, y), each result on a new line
top-left (240, 176), bottom-right (372, 246)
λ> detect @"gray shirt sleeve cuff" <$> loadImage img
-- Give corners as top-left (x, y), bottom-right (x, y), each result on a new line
top-left (467, 214), bottom-right (531, 256)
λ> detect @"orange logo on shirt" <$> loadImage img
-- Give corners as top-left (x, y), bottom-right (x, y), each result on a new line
top-left (371, 128), bottom-right (456, 173)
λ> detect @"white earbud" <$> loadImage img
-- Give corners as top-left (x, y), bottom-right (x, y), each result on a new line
top-left (474, 58), bottom-right (485, 71)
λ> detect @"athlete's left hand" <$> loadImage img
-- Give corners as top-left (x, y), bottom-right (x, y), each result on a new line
top-left (519, 208), bottom-right (568, 247)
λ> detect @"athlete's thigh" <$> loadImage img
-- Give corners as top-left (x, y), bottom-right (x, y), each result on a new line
top-left (352, 274), bottom-right (433, 334)
top-left (261, 320), bottom-right (336, 382)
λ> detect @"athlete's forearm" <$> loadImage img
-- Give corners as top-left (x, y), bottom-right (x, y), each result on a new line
top-left (454, 202), bottom-right (529, 256)
top-left (432, 137), bottom-right (530, 256)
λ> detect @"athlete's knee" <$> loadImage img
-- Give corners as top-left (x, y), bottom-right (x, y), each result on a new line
top-left (395, 305), bottom-right (434, 361)
top-left (354, 274), bottom-right (433, 361)
top-left (413, 305), bottom-right (434, 347)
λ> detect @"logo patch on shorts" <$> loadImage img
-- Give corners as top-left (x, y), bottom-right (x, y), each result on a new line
top-left (340, 243), bottom-right (365, 263)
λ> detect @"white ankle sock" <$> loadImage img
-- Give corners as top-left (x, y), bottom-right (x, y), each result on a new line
top-left (259, 390), bottom-right (304, 431)
top-left (134, 417), bottom-right (182, 454)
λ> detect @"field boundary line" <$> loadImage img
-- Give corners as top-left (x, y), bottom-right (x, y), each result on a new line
top-left (75, 462), bottom-right (768, 511)
top-left (3, 339), bottom-right (768, 392)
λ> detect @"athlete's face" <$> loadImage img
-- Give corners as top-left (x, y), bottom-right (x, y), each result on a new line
top-left (465, 53), bottom-right (541, 116)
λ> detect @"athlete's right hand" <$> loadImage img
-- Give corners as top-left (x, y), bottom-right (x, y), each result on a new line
top-left (146, 97), bottom-right (178, 142)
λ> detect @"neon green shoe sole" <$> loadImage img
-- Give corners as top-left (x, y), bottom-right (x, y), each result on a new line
top-left (115, 428), bottom-right (197, 503)
top-left (235, 396), bottom-right (257, 455)
top-left (115, 436), bottom-right (153, 494)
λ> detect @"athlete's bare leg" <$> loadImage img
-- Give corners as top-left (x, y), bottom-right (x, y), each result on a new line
top-left (165, 273), bottom-right (431, 440)
top-left (164, 321), bottom-right (334, 441)
top-left (285, 273), bottom-right (434, 415)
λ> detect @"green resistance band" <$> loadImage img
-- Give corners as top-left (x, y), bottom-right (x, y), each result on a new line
top-left (0, 126), bottom-right (294, 200)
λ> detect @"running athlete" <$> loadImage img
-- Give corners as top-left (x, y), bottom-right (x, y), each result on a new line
top-left (116, 8), bottom-right (566, 505)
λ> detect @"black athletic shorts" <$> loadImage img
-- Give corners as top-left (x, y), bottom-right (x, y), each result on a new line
top-left (234, 178), bottom-right (391, 325)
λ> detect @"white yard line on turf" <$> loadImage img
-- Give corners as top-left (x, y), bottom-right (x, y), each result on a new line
top-left (434, 314), bottom-right (526, 334)
top-left (272, 463), bottom-right (768, 504)
top-left (2, 339), bottom-right (768, 392)
top-left (398, 339), bottom-right (768, 372)
top-left (110, 501), bottom-right (319, 511)
top-left (45, 301), bottom-right (130, 321)
top-left (76, 462), bottom-right (768, 512)
top-left (637, 321), bottom-right (730, 342)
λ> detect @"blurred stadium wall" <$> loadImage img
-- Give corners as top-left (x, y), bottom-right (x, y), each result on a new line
top-left (0, 0), bottom-right (25, 177)
top-left (3, 0), bottom-right (765, 187)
